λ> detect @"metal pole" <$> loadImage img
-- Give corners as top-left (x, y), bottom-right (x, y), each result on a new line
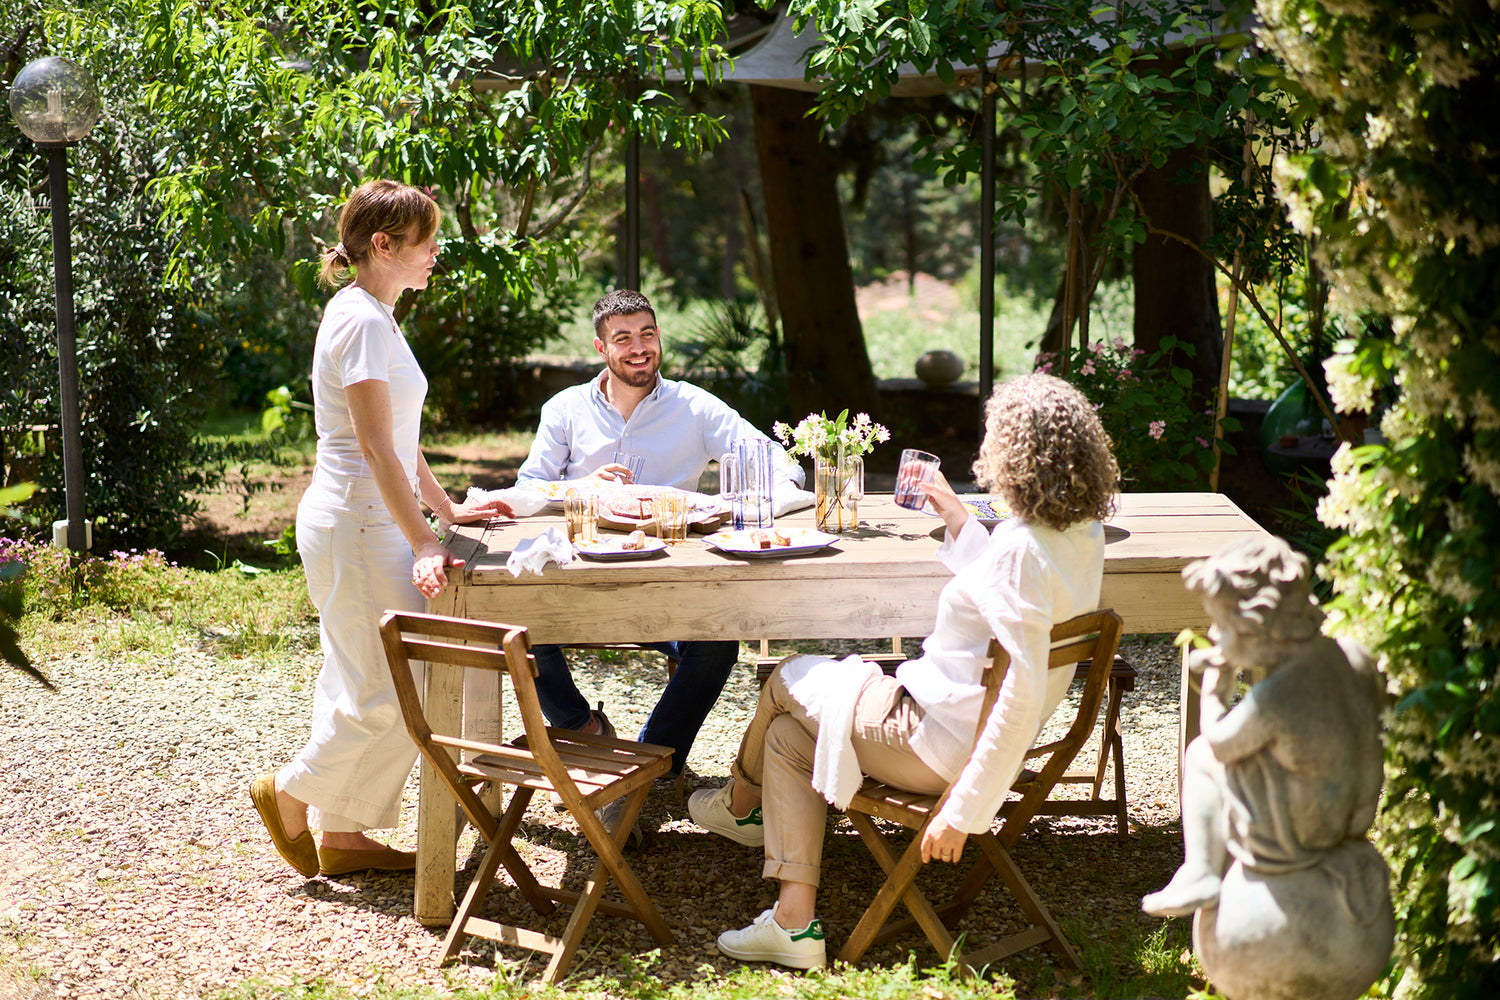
top-left (978, 68), bottom-right (997, 423)
top-left (47, 146), bottom-right (87, 554)
top-left (624, 82), bottom-right (641, 291)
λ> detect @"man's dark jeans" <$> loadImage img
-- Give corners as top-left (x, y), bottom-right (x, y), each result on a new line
top-left (528, 639), bottom-right (739, 775)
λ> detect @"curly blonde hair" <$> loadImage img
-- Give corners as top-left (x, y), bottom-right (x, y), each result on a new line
top-left (972, 373), bottom-right (1119, 530)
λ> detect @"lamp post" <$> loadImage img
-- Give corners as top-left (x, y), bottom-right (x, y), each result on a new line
top-left (7, 57), bottom-right (101, 555)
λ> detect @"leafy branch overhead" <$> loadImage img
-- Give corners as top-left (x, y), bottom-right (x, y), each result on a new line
top-left (133, 0), bottom-right (731, 301)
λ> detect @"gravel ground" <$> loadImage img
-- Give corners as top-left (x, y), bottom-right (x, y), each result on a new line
top-left (0, 632), bottom-right (1188, 999)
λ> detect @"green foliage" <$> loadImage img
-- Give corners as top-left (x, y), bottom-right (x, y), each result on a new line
top-left (792, 0), bottom-right (1301, 274)
top-left (1260, 1), bottom-right (1500, 994)
top-left (133, 0), bottom-right (730, 303)
top-left (261, 386), bottom-right (315, 442)
top-left (10, 533), bottom-right (314, 663)
top-left (0, 6), bottom-right (256, 549)
top-left (404, 277), bottom-right (581, 427)
top-left (0, 496), bottom-right (53, 690)
top-left (670, 298), bottom-right (789, 433)
top-left (1066, 915), bottom-right (1201, 999)
top-left (1040, 336), bottom-right (1233, 490)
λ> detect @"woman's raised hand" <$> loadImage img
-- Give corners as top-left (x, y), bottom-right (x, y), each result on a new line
top-left (919, 470), bottom-right (969, 537)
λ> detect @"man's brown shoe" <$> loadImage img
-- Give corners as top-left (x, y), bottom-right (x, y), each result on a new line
top-left (249, 773), bottom-right (319, 878)
top-left (318, 845), bottom-right (418, 877)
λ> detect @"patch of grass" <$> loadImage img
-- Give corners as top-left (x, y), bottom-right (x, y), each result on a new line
top-left (214, 952), bottom-right (1019, 1000)
top-left (10, 539), bottom-right (315, 665)
top-left (1068, 916), bottom-right (1202, 999)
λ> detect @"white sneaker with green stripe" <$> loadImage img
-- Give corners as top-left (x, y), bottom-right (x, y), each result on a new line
top-left (687, 783), bottom-right (764, 847)
top-left (717, 904), bottom-right (827, 969)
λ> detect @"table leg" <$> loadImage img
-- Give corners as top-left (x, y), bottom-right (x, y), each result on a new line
top-left (415, 656), bottom-right (461, 926)
top-left (415, 586), bottom-right (465, 927)
top-left (1177, 642), bottom-right (1200, 811)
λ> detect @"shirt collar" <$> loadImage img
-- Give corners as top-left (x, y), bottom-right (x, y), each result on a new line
top-left (590, 369), bottom-right (665, 406)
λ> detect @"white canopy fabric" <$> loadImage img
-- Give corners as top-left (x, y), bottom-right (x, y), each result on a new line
top-left (670, 6), bottom-right (1236, 93)
top-left (691, 13), bottom-right (1000, 95)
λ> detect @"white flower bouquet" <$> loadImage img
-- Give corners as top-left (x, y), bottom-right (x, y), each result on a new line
top-left (773, 409), bottom-right (890, 461)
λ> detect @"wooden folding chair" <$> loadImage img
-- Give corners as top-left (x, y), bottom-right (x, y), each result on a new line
top-left (838, 609), bottom-right (1124, 975)
top-left (380, 611), bottom-right (675, 984)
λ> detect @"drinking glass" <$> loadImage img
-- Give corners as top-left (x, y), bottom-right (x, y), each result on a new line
top-left (613, 451), bottom-right (644, 483)
top-left (653, 489), bottom-right (689, 545)
top-left (894, 449), bottom-right (941, 510)
top-left (719, 438), bottom-right (774, 530)
top-left (563, 489), bottom-right (598, 544)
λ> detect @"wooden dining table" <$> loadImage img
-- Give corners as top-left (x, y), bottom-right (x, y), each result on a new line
top-left (413, 490), bottom-right (1268, 925)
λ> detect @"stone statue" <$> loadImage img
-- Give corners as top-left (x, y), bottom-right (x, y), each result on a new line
top-left (1142, 536), bottom-right (1394, 1000)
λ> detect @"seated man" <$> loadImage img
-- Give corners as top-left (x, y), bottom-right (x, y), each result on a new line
top-left (517, 288), bottom-right (803, 785)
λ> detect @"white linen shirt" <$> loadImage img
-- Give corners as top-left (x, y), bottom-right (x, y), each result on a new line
top-left (516, 371), bottom-right (803, 491)
top-left (309, 285), bottom-right (427, 488)
top-left (896, 514), bottom-right (1105, 833)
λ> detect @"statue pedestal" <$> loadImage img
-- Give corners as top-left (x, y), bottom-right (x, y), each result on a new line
top-left (1195, 840), bottom-right (1394, 1000)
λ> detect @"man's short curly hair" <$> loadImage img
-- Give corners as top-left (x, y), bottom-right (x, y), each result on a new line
top-left (592, 289), bottom-right (656, 335)
top-left (972, 373), bottom-right (1119, 530)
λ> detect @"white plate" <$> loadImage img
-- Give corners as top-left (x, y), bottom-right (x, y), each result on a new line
top-left (572, 537), bottom-right (668, 561)
top-left (703, 528), bottom-right (840, 559)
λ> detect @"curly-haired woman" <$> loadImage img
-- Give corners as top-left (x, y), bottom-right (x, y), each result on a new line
top-left (689, 372), bottom-right (1119, 968)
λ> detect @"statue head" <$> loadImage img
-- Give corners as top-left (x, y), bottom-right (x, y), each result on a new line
top-left (1184, 536), bottom-right (1325, 671)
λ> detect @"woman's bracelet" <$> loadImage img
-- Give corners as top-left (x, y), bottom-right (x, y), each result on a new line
top-left (431, 495), bottom-right (454, 523)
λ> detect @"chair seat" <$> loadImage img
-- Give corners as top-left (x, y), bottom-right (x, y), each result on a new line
top-left (468, 730), bottom-right (673, 808)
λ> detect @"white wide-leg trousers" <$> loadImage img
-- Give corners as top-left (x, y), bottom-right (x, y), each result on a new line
top-left (278, 476), bottom-right (424, 832)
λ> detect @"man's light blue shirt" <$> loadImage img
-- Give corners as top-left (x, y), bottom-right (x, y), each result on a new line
top-left (517, 370), bottom-right (804, 492)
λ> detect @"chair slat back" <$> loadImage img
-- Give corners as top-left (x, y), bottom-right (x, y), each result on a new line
top-left (381, 611), bottom-right (526, 843)
top-left (916, 610), bottom-right (1123, 841)
top-left (998, 609), bottom-right (1123, 845)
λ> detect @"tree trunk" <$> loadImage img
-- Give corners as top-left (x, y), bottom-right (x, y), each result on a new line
top-left (1131, 144), bottom-right (1223, 402)
top-left (1037, 197), bottom-right (1105, 361)
top-left (750, 85), bottom-right (883, 421)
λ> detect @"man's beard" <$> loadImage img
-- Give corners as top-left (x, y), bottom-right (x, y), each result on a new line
top-left (609, 354), bottom-right (659, 388)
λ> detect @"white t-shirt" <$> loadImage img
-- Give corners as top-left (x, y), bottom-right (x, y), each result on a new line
top-left (309, 285), bottom-right (428, 485)
top-left (896, 515), bottom-right (1105, 833)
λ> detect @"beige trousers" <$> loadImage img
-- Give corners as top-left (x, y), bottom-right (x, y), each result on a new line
top-left (730, 662), bottom-right (949, 887)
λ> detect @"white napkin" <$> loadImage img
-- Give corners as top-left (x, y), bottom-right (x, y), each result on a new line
top-left (469, 482), bottom-right (550, 517)
top-left (505, 526), bottom-right (574, 577)
top-left (772, 482), bottom-right (815, 517)
top-left (780, 653), bottom-right (882, 809)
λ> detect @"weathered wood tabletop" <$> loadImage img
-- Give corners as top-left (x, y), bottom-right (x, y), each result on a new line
top-left (413, 491), bottom-right (1268, 925)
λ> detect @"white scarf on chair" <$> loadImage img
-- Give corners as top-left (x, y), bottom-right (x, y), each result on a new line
top-left (779, 653), bottom-right (882, 809)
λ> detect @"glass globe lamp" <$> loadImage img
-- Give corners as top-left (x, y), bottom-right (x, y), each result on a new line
top-left (8, 56), bottom-right (101, 146)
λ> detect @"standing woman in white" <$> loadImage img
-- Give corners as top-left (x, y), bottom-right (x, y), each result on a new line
top-left (250, 180), bottom-right (513, 878)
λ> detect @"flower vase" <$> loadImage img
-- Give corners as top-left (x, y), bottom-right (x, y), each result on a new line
top-left (814, 450), bottom-right (864, 533)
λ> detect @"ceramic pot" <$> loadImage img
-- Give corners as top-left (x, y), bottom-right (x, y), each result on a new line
top-left (914, 349), bottom-right (965, 386)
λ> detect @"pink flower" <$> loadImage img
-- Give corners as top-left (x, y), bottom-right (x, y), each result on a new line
top-left (1149, 420), bottom-right (1166, 440)
top-left (1196, 436), bottom-right (1210, 448)
top-left (1080, 360), bottom-right (1096, 375)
